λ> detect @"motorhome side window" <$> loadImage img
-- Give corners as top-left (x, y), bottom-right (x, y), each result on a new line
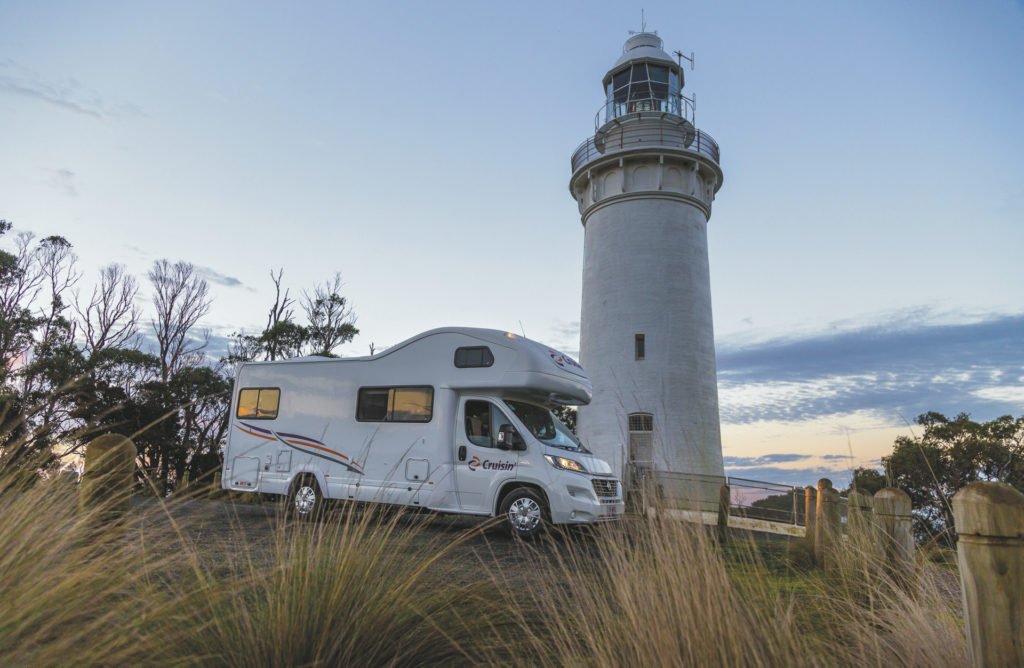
top-left (454, 346), bottom-right (494, 368)
top-left (464, 400), bottom-right (514, 448)
top-left (236, 388), bottom-right (280, 420)
top-left (356, 386), bottom-right (433, 423)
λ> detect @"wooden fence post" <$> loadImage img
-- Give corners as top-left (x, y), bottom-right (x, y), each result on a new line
top-left (848, 488), bottom-right (875, 545)
top-left (875, 487), bottom-right (914, 578)
top-left (717, 484), bottom-right (730, 543)
top-left (804, 485), bottom-right (817, 560)
top-left (953, 481), bottom-right (1024, 668)
top-left (815, 479), bottom-right (840, 573)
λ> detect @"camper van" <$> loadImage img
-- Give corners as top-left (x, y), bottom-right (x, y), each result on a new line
top-left (221, 327), bottom-right (624, 537)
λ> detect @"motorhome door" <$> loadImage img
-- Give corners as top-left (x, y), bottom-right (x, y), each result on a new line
top-left (454, 397), bottom-right (519, 513)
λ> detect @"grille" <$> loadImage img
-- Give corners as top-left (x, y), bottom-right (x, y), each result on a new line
top-left (592, 478), bottom-right (618, 498)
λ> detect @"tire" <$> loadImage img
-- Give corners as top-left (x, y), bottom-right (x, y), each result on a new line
top-left (499, 487), bottom-right (548, 539)
top-left (287, 475), bottom-right (324, 520)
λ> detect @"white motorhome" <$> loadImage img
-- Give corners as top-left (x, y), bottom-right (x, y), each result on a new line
top-left (221, 327), bottom-right (624, 537)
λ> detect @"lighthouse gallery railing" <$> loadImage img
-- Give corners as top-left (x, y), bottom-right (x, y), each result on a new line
top-left (571, 125), bottom-right (720, 173)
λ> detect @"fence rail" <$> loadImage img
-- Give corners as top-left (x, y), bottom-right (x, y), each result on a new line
top-left (629, 470), bottom-right (848, 529)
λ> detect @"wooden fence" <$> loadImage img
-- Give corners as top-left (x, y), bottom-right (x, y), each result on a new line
top-left (712, 478), bottom-right (1023, 667)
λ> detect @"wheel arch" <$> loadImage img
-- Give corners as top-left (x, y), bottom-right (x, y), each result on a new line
top-left (288, 468), bottom-right (327, 495)
top-left (495, 480), bottom-right (550, 517)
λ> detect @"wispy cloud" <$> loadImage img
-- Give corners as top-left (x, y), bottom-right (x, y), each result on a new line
top-left (0, 60), bottom-right (144, 119)
top-left (724, 453), bottom-right (808, 467)
top-left (196, 266), bottom-right (244, 288)
top-left (723, 451), bottom-right (867, 488)
top-left (718, 312), bottom-right (1024, 424)
top-left (43, 168), bottom-right (77, 196)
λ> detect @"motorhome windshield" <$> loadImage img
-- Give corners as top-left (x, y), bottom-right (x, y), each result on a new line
top-left (505, 401), bottom-right (587, 452)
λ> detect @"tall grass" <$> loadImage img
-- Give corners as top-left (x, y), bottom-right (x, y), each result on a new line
top-left (0, 473), bottom-right (179, 665)
top-left (172, 504), bottom-right (500, 666)
top-left (486, 517), bottom-right (810, 666)
top-left (0, 465), bottom-right (966, 666)
top-left (483, 514), bottom-right (966, 667)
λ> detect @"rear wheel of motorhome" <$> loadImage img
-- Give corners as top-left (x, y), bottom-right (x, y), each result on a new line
top-left (500, 487), bottom-right (548, 539)
top-left (287, 475), bottom-right (324, 520)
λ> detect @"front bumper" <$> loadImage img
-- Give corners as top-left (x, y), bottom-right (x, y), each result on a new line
top-left (549, 477), bottom-right (625, 524)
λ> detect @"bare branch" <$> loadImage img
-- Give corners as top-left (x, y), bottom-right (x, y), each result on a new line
top-left (74, 263), bottom-right (140, 354)
top-left (266, 268), bottom-right (294, 330)
top-left (301, 272), bottom-right (358, 357)
top-left (148, 260), bottom-right (211, 382)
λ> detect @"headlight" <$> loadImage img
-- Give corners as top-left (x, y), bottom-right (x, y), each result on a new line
top-left (544, 454), bottom-right (587, 473)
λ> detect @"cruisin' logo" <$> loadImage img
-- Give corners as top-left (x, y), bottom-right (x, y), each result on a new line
top-left (548, 349), bottom-right (583, 372)
top-left (468, 456), bottom-right (515, 472)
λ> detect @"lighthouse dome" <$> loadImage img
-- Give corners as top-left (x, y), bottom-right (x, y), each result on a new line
top-left (611, 32), bottom-right (675, 69)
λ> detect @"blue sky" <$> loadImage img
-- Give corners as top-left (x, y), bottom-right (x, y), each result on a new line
top-left (1, 1), bottom-right (1021, 487)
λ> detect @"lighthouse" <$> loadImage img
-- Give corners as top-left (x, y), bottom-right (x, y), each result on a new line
top-left (569, 32), bottom-right (725, 494)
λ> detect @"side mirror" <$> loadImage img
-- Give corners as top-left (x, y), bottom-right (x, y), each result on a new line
top-left (497, 424), bottom-right (525, 451)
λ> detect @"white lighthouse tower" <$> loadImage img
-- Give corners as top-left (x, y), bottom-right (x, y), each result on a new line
top-left (569, 32), bottom-right (725, 495)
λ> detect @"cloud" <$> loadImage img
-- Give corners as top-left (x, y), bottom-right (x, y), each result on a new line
top-left (722, 451), bottom-right (863, 488)
top-left (196, 266), bottom-right (244, 288)
top-left (43, 168), bottom-right (77, 196)
top-left (723, 453), bottom-right (807, 467)
top-left (0, 61), bottom-right (144, 119)
top-left (717, 312), bottom-right (1024, 424)
top-left (724, 465), bottom-right (854, 489)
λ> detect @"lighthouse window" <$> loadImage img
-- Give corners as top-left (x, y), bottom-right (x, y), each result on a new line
top-left (635, 334), bottom-right (646, 361)
top-left (627, 413), bottom-right (654, 470)
top-left (630, 81), bottom-right (652, 101)
top-left (608, 62), bottom-right (680, 119)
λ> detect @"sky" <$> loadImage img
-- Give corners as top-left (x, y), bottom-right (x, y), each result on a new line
top-left (1, 0), bottom-right (1022, 488)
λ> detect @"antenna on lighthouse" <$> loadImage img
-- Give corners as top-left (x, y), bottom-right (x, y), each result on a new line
top-left (629, 9), bottom-right (654, 35)
top-left (674, 49), bottom-right (695, 71)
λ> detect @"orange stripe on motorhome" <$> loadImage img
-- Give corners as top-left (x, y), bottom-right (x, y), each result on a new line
top-left (284, 439), bottom-right (350, 460)
top-left (236, 425), bottom-right (275, 440)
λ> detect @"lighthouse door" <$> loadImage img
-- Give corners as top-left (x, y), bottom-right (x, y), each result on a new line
top-left (627, 413), bottom-right (654, 498)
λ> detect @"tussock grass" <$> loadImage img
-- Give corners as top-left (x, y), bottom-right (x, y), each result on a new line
top-left (811, 527), bottom-right (966, 666)
top-left (482, 514), bottom-right (966, 667)
top-left (486, 517), bottom-right (810, 667)
top-left (0, 474), bottom-right (178, 665)
top-left (173, 504), bottom-right (500, 666)
top-left (0, 467), bottom-right (967, 666)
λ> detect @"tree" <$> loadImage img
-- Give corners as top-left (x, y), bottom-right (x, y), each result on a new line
top-left (0, 229), bottom-right (84, 470)
top-left (148, 260), bottom-right (211, 383)
top-left (145, 260), bottom-right (214, 491)
top-left (0, 223), bottom-right (43, 385)
top-left (302, 273), bottom-right (358, 357)
top-left (226, 269), bottom-right (358, 364)
top-left (552, 405), bottom-right (577, 434)
top-left (74, 263), bottom-right (140, 355)
top-left (848, 467), bottom-right (886, 495)
top-left (882, 411), bottom-right (1024, 542)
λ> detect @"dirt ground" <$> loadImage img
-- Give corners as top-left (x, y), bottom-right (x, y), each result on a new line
top-left (129, 495), bottom-right (579, 589)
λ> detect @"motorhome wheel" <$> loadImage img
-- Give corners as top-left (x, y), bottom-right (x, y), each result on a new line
top-left (288, 475), bottom-right (323, 519)
top-left (500, 488), bottom-right (548, 539)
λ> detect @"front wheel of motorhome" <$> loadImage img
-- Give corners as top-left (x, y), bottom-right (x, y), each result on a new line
top-left (287, 475), bottom-right (324, 520)
top-left (500, 488), bottom-right (548, 539)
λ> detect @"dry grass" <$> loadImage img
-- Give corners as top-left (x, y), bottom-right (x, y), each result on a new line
top-left (0, 469), bottom-right (968, 667)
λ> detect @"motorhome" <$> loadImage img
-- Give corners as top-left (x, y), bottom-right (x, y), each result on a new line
top-left (221, 327), bottom-right (625, 537)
